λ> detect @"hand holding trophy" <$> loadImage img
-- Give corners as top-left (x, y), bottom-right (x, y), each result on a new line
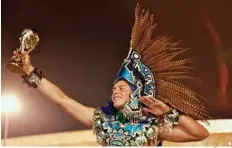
top-left (7, 29), bottom-right (39, 75)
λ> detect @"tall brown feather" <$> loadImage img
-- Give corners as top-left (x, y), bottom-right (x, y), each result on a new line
top-left (130, 3), bottom-right (211, 121)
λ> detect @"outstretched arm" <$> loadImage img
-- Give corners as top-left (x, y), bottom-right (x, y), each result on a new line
top-left (38, 77), bottom-right (95, 128)
top-left (19, 51), bottom-right (95, 128)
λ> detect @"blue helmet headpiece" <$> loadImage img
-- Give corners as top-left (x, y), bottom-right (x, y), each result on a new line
top-left (114, 48), bottom-right (156, 122)
top-left (115, 48), bottom-right (156, 97)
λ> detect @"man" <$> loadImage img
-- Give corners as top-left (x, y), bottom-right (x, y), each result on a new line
top-left (15, 4), bottom-right (209, 146)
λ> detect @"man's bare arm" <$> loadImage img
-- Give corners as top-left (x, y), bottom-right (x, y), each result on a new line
top-left (159, 115), bottom-right (209, 142)
top-left (139, 97), bottom-right (209, 142)
top-left (21, 52), bottom-right (95, 128)
top-left (38, 77), bottom-right (95, 128)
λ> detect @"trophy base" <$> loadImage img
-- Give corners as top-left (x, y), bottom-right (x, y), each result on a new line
top-left (6, 62), bottom-right (25, 75)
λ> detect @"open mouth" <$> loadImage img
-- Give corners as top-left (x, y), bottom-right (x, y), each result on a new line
top-left (113, 96), bottom-right (122, 102)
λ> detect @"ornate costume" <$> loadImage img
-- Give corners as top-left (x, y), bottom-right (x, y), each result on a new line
top-left (92, 3), bottom-right (210, 146)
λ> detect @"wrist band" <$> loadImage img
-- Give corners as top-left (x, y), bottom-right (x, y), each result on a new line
top-left (21, 68), bottom-right (44, 88)
top-left (166, 107), bottom-right (180, 123)
top-left (159, 107), bottom-right (181, 132)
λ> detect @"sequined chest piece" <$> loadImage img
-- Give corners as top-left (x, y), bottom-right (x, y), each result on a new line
top-left (93, 109), bottom-right (158, 146)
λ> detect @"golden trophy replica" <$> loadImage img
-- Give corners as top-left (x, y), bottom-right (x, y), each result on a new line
top-left (7, 29), bottom-right (39, 75)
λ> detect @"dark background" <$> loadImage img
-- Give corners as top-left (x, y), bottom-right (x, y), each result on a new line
top-left (1, 0), bottom-right (232, 138)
